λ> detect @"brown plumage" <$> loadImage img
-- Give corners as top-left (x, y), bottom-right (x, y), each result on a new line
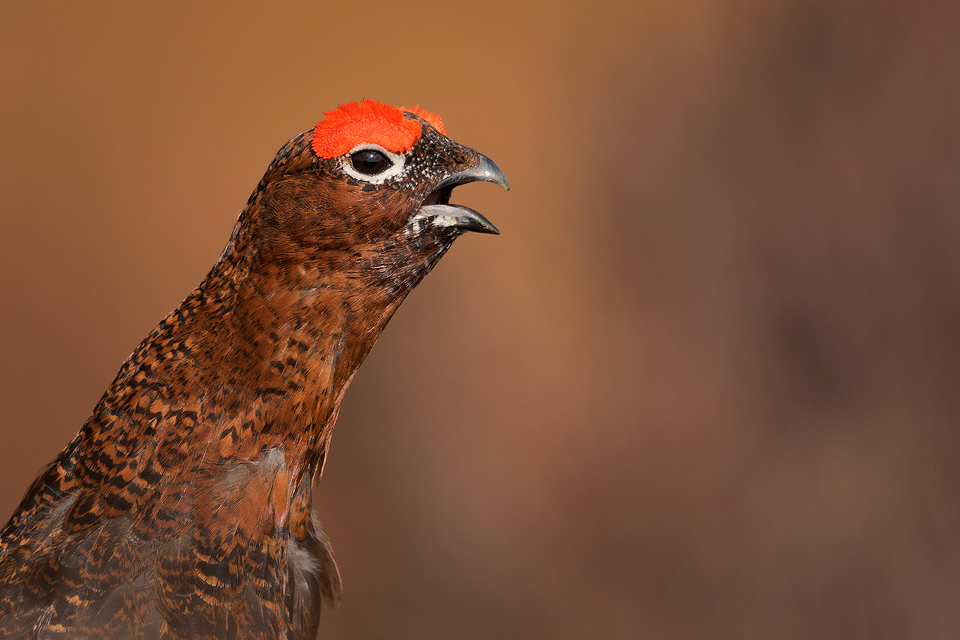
top-left (0, 100), bottom-right (508, 640)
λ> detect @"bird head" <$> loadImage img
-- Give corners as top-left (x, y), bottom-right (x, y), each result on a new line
top-left (232, 99), bottom-right (509, 293)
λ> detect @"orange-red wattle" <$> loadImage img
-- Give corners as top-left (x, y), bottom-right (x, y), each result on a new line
top-left (312, 100), bottom-right (422, 158)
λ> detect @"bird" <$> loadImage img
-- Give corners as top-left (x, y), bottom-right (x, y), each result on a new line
top-left (0, 99), bottom-right (508, 640)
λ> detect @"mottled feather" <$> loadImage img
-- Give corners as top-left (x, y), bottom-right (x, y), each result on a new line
top-left (0, 101), bottom-right (506, 640)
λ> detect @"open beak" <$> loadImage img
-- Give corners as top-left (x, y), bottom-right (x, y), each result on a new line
top-left (417, 153), bottom-right (509, 235)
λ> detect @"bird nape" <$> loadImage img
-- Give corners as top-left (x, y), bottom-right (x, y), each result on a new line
top-left (0, 99), bottom-right (509, 640)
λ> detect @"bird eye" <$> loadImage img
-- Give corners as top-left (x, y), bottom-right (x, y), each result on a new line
top-left (341, 144), bottom-right (405, 184)
top-left (350, 149), bottom-right (391, 175)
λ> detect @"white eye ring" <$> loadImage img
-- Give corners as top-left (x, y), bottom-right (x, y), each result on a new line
top-left (341, 143), bottom-right (406, 184)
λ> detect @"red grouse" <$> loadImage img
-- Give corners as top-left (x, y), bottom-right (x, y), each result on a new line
top-left (0, 100), bottom-right (508, 640)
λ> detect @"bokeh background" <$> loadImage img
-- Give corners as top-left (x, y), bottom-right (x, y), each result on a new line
top-left (2, 1), bottom-right (960, 638)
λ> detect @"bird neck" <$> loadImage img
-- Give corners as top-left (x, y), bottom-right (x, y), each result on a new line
top-left (55, 210), bottom-right (449, 528)
top-left (167, 239), bottom-right (419, 479)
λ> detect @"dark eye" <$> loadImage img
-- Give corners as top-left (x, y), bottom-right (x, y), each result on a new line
top-left (350, 149), bottom-right (391, 175)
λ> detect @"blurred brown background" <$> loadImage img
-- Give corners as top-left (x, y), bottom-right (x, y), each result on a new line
top-left (2, 0), bottom-right (960, 638)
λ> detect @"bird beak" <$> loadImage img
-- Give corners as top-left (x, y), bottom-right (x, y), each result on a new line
top-left (416, 153), bottom-right (509, 235)
top-left (437, 153), bottom-right (510, 192)
top-left (417, 204), bottom-right (500, 234)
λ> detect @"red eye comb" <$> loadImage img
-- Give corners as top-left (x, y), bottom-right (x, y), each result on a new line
top-left (311, 99), bottom-right (445, 159)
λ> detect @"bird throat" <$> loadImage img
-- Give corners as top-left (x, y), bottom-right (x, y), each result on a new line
top-left (31, 225), bottom-right (432, 554)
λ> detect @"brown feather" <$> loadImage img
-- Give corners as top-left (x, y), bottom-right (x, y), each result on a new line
top-left (0, 111), bottom-right (505, 639)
